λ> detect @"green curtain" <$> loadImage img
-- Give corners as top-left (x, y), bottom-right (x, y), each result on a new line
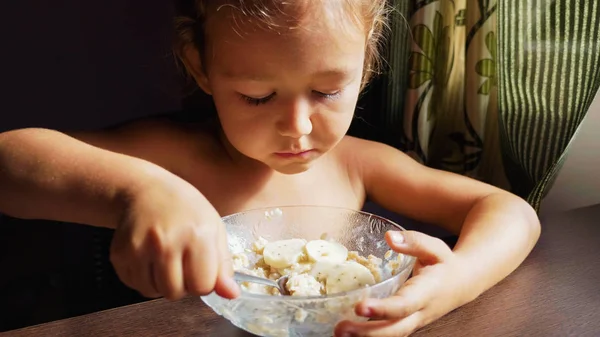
top-left (498, 0), bottom-right (600, 210)
top-left (380, 0), bottom-right (600, 212)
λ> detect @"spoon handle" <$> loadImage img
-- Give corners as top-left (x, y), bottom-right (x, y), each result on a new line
top-left (233, 271), bottom-right (279, 288)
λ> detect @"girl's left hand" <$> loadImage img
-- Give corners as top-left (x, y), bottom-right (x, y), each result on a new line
top-left (334, 230), bottom-right (475, 337)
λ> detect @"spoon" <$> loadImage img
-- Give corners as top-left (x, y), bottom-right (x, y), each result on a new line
top-left (233, 271), bottom-right (291, 295)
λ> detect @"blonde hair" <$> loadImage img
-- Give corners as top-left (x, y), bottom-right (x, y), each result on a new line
top-left (173, 0), bottom-right (389, 91)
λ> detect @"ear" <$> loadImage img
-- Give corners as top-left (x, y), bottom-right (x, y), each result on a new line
top-left (181, 44), bottom-right (212, 95)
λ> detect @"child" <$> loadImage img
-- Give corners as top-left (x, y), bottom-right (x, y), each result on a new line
top-left (0, 1), bottom-right (540, 336)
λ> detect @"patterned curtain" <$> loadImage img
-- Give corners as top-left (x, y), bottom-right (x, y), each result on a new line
top-left (380, 0), bottom-right (600, 211)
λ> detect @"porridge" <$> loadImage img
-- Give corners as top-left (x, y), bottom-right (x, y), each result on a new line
top-left (233, 236), bottom-right (405, 296)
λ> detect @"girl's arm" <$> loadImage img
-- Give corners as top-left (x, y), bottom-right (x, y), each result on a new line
top-left (335, 137), bottom-right (540, 337)
top-left (0, 119), bottom-right (192, 228)
top-left (0, 122), bottom-right (239, 301)
top-left (356, 139), bottom-right (540, 281)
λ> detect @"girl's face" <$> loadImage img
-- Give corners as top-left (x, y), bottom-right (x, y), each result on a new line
top-left (192, 4), bottom-right (366, 174)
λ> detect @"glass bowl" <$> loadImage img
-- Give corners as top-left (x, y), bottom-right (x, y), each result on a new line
top-left (201, 205), bottom-right (416, 337)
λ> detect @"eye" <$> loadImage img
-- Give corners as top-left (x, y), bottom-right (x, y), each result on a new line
top-left (239, 92), bottom-right (276, 106)
top-left (313, 90), bottom-right (342, 101)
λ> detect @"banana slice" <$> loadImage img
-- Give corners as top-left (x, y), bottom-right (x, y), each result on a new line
top-left (309, 261), bottom-right (337, 281)
top-left (262, 238), bottom-right (307, 268)
top-left (325, 261), bottom-right (376, 294)
top-left (305, 240), bottom-right (348, 264)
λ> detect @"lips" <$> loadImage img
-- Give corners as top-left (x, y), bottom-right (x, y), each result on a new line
top-left (275, 149), bottom-right (314, 158)
top-left (278, 150), bottom-right (311, 155)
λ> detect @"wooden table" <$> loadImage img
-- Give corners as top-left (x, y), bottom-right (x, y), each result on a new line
top-left (4, 205), bottom-right (600, 337)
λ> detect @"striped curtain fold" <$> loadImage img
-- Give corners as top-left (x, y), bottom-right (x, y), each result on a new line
top-left (378, 0), bottom-right (600, 211)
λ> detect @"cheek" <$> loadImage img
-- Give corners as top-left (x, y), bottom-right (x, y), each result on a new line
top-left (218, 109), bottom-right (266, 139)
top-left (212, 96), bottom-right (273, 151)
top-left (327, 110), bottom-right (353, 136)
top-left (320, 92), bottom-right (359, 137)
top-left (311, 106), bottom-right (354, 146)
top-left (220, 117), bottom-right (270, 157)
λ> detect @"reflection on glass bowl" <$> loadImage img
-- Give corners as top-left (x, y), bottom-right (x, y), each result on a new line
top-left (201, 205), bottom-right (416, 337)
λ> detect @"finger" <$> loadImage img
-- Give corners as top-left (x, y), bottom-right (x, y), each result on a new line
top-left (109, 247), bottom-right (136, 291)
top-left (213, 220), bottom-right (240, 299)
top-left (355, 283), bottom-right (425, 320)
top-left (356, 276), bottom-right (428, 320)
top-left (386, 230), bottom-right (452, 264)
top-left (154, 254), bottom-right (185, 300)
top-left (115, 264), bottom-right (136, 290)
top-left (182, 241), bottom-right (219, 297)
top-left (335, 311), bottom-right (423, 337)
top-left (132, 262), bottom-right (161, 298)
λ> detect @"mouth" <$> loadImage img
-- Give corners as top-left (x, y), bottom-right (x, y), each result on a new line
top-left (274, 149), bottom-right (315, 158)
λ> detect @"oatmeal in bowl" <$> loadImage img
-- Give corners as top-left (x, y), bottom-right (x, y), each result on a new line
top-left (201, 206), bottom-right (416, 337)
top-left (234, 235), bottom-right (407, 297)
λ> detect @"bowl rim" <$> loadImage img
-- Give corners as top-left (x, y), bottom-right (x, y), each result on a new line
top-left (219, 205), bottom-right (417, 301)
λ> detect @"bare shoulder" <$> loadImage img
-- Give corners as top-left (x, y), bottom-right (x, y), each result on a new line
top-left (337, 135), bottom-right (504, 233)
top-left (336, 135), bottom-right (498, 194)
top-left (331, 135), bottom-right (413, 191)
top-left (68, 116), bottom-right (222, 174)
top-left (335, 135), bottom-right (399, 152)
top-left (334, 135), bottom-right (414, 171)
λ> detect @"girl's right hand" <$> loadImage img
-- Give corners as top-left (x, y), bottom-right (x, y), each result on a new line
top-left (109, 174), bottom-right (240, 301)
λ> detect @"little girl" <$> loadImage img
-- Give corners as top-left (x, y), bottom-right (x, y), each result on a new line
top-left (0, 1), bottom-right (540, 336)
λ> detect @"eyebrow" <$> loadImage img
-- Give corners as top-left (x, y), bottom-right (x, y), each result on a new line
top-left (220, 68), bottom-right (357, 82)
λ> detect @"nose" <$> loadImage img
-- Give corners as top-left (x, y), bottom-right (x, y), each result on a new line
top-left (276, 99), bottom-right (313, 138)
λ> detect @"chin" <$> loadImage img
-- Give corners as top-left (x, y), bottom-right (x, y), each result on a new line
top-left (271, 162), bottom-right (313, 175)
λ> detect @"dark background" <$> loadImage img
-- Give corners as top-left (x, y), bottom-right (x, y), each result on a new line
top-left (0, 0), bottom-right (182, 133)
top-left (0, 0), bottom-right (446, 332)
top-left (0, 1), bottom-right (185, 331)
